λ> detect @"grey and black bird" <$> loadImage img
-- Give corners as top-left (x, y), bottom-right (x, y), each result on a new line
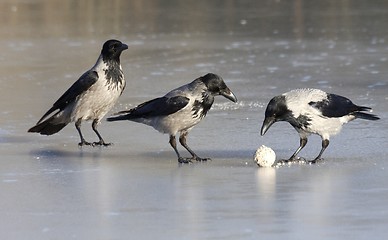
top-left (28, 39), bottom-right (128, 146)
top-left (107, 73), bottom-right (237, 163)
top-left (261, 88), bottom-right (379, 163)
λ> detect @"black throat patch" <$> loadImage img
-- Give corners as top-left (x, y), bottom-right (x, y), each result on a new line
top-left (103, 60), bottom-right (124, 90)
top-left (192, 92), bottom-right (214, 119)
top-left (293, 114), bottom-right (312, 129)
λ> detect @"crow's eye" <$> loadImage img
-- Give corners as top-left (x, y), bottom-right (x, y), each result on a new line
top-left (111, 43), bottom-right (120, 50)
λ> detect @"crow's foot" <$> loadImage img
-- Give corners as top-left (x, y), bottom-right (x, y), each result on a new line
top-left (194, 157), bottom-right (211, 162)
top-left (78, 141), bottom-right (92, 147)
top-left (309, 158), bottom-right (324, 164)
top-left (178, 156), bottom-right (211, 164)
top-left (277, 157), bottom-right (307, 165)
top-left (92, 141), bottom-right (112, 147)
top-left (178, 157), bottom-right (192, 164)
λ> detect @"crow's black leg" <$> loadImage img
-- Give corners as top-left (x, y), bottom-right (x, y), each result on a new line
top-left (75, 119), bottom-right (91, 147)
top-left (169, 135), bottom-right (188, 163)
top-left (179, 131), bottom-right (210, 162)
top-left (91, 119), bottom-right (111, 147)
top-left (286, 136), bottom-right (308, 162)
top-left (310, 139), bottom-right (329, 164)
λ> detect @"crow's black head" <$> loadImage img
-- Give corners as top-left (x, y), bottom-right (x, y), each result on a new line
top-left (101, 39), bottom-right (128, 62)
top-left (200, 73), bottom-right (237, 103)
top-left (261, 95), bottom-right (292, 135)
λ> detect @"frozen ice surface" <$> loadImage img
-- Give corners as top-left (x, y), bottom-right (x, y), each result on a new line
top-left (1, 0), bottom-right (388, 239)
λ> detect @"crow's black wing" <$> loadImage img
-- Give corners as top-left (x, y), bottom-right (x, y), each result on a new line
top-left (37, 71), bottom-right (98, 123)
top-left (126, 96), bottom-right (189, 117)
top-left (309, 93), bottom-right (362, 118)
top-left (111, 96), bottom-right (190, 120)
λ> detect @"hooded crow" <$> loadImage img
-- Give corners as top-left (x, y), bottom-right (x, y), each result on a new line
top-left (28, 39), bottom-right (128, 146)
top-left (107, 73), bottom-right (237, 163)
top-left (261, 88), bottom-right (379, 163)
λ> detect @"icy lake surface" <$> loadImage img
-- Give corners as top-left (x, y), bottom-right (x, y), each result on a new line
top-left (0, 0), bottom-right (388, 239)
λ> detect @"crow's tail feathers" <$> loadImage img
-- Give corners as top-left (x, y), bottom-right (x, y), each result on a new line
top-left (354, 107), bottom-right (380, 121)
top-left (106, 110), bottom-right (132, 122)
top-left (28, 116), bottom-right (67, 135)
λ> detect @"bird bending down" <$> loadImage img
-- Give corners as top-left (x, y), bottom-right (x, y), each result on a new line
top-left (261, 88), bottom-right (379, 163)
top-left (107, 73), bottom-right (237, 163)
top-left (28, 39), bottom-right (128, 146)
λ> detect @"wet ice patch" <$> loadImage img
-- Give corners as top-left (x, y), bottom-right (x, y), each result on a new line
top-left (274, 41), bottom-right (290, 46)
top-left (240, 19), bottom-right (247, 25)
top-left (127, 40), bottom-right (144, 46)
top-left (292, 61), bottom-right (322, 67)
top-left (66, 41), bottom-right (83, 47)
top-left (266, 67), bottom-right (279, 73)
top-left (105, 211), bottom-right (121, 216)
top-left (150, 71), bottom-right (165, 76)
top-left (213, 102), bottom-right (241, 111)
top-left (224, 41), bottom-right (252, 50)
top-left (317, 80), bottom-right (329, 85)
top-left (8, 41), bottom-right (34, 52)
top-left (359, 65), bottom-right (380, 74)
top-left (195, 63), bottom-right (215, 68)
top-left (3, 179), bottom-right (18, 183)
top-left (301, 75), bottom-right (312, 82)
top-left (368, 82), bottom-right (387, 88)
top-left (228, 71), bottom-right (242, 75)
top-left (212, 101), bottom-right (265, 111)
top-left (173, 68), bottom-right (187, 72)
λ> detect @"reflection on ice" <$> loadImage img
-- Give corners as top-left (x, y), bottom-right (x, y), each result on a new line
top-left (255, 167), bottom-right (276, 199)
top-left (224, 41), bottom-right (253, 50)
top-left (368, 82), bottom-right (387, 88)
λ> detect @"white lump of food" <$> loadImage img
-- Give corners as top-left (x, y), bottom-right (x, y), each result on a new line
top-left (254, 145), bottom-right (276, 167)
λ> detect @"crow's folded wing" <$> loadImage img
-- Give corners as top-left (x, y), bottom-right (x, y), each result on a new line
top-left (116, 96), bottom-right (190, 119)
top-left (37, 71), bottom-right (98, 123)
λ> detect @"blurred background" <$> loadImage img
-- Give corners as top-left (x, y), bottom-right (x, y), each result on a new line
top-left (1, 0), bottom-right (387, 125)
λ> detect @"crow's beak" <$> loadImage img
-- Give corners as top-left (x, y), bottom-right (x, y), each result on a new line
top-left (221, 88), bottom-right (237, 103)
top-left (261, 117), bottom-right (275, 136)
top-left (121, 43), bottom-right (129, 51)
